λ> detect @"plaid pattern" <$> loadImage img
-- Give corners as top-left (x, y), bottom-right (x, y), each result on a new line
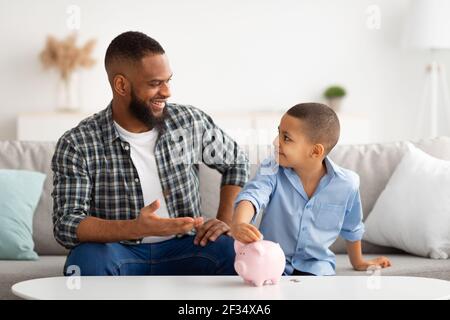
top-left (52, 103), bottom-right (249, 249)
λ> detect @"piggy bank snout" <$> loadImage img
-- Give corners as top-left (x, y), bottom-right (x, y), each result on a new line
top-left (234, 260), bottom-right (247, 276)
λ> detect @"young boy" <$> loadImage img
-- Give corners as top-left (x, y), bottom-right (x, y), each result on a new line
top-left (230, 103), bottom-right (391, 276)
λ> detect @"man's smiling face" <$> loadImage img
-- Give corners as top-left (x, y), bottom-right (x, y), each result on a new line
top-left (128, 53), bottom-right (173, 128)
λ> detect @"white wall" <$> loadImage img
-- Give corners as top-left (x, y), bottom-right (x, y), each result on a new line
top-left (1, 0), bottom-right (449, 142)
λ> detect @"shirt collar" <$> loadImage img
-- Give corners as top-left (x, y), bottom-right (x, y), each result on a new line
top-left (282, 156), bottom-right (339, 200)
top-left (101, 101), bottom-right (178, 145)
top-left (100, 102), bottom-right (121, 144)
top-left (324, 156), bottom-right (344, 179)
top-left (283, 156), bottom-right (337, 178)
top-left (100, 101), bottom-right (175, 145)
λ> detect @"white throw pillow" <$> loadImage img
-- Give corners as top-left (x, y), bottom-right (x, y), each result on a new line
top-left (364, 143), bottom-right (450, 259)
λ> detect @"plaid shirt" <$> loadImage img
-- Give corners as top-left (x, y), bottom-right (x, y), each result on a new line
top-left (51, 103), bottom-right (249, 249)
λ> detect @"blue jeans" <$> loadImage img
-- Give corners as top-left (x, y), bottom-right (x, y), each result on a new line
top-left (64, 234), bottom-right (236, 276)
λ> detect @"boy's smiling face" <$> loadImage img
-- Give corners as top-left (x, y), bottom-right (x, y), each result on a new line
top-left (273, 114), bottom-right (324, 168)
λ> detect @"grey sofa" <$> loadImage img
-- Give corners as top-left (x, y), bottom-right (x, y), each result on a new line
top-left (1, 137), bottom-right (450, 299)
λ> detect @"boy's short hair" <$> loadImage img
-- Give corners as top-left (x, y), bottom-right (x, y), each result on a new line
top-left (286, 103), bottom-right (340, 155)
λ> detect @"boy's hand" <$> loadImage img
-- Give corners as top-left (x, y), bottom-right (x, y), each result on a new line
top-left (230, 222), bottom-right (263, 244)
top-left (353, 256), bottom-right (392, 271)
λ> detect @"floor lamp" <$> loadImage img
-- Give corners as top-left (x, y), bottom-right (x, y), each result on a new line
top-left (404, 0), bottom-right (450, 138)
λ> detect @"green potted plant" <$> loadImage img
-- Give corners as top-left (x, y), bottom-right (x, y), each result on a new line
top-left (323, 85), bottom-right (346, 113)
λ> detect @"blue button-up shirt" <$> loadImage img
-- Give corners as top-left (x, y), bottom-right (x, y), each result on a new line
top-left (235, 157), bottom-right (364, 276)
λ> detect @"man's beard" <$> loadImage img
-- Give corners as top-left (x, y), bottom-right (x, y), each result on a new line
top-left (129, 89), bottom-right (167, 130)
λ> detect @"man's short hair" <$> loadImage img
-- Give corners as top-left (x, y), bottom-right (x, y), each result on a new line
top-left (104, 31), bottom-right (165, 70)
top-left (286, 103), bottom-right (340, 155)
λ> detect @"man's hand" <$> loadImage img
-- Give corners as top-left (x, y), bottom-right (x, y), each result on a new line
top-left (194, 218), bottom-right (231, 246)
top-left (353, 256), bottom-right (392, 271)
top-left (135, 200), bottom-right (204, 238)
top-left (230, 222), bottom-right (263, 244)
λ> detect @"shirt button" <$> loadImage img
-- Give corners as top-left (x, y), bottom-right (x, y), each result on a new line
top-left (124, 145), bottom-right (129, 151)
top-left (134, 178), bottom-right (139, 183)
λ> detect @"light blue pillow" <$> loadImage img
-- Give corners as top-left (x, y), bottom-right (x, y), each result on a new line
top-left (0, 169), bottom-right (46, 260)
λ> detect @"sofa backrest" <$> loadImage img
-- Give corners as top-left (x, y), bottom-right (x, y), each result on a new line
top-left (1, 136), bottom-right (450, 256)
top-left (200, 136), bottom-right (450, 254)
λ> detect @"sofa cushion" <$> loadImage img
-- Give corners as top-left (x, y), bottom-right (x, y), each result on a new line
top-left (0, 256), bottom-right (66, 299)
top-left (335, 254), bottom-right (450, 281)
top-left (329, 136), bottom-right (450, 253)
top-left (364, 144), bottom-right (450, 259)
top-left (329, 136), bottom-right (450, 220)
top-left (0, 169), bottom-right (46, 260)
top-left (0, 141), bottom-right (68, 256)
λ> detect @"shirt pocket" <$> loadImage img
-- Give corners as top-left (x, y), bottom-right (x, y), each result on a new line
top-left (314, 203), bottom-right (345, 231)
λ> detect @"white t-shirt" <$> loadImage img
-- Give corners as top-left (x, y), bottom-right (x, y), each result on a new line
top-left (114, 121), bottom-right (174, 243)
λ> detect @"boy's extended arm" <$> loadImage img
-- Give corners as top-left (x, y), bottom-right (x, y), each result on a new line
top-left (345, 240), bottom-right (392, 271)
top-left (230, 200), bottom-right (262, 243)
top-left (233, 200), bottom-right (255, 224)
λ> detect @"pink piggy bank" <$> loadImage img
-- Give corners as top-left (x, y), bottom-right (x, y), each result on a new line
top-left (234, 240), bottom-right (286, 287)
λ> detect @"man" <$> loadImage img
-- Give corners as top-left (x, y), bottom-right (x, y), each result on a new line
top-left (51, 31), bottom-right (249, 276)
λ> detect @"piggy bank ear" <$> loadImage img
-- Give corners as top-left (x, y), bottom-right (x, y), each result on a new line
top-left (253, 242), bottom-right (265, 256)
top-left (234, 240), bottom-right (245, 253)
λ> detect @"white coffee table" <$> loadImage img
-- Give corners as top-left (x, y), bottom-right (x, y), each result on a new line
top-left (12, 276), bottom-right (450, 300)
